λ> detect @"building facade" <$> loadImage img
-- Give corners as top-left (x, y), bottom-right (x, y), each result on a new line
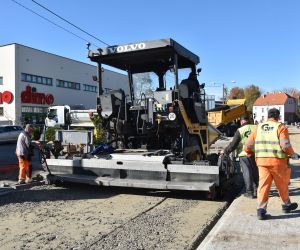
top-left (0, 43), bottom-right (128, 125)
top-left (253, 92), bottom-right (297, 124)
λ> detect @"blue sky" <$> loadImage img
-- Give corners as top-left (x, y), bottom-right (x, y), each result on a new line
top-left (1, 0), bottom-right (300, 99)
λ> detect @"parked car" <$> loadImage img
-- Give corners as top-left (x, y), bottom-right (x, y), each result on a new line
top-left (0, 125), bottom-right (23, 143)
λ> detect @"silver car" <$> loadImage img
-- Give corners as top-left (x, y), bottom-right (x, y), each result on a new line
top-left (0, 125), bottom-right (23, 143)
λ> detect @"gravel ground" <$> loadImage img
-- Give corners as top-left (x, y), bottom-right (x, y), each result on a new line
top-left (0, 134), bottom-right (253, 250)
top-left (1, 130), bottom-right (298, 249)
top-left (0, 184), bottom-right (228, 250)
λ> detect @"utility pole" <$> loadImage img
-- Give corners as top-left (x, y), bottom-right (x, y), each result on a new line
top-left (222, 83), bottom-right (225, 104)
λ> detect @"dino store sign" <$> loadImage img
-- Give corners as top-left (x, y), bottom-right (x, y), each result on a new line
top-left (21, 86), bottom-right (54, 105)
top-left (0, 91), bottom-right (13, 104)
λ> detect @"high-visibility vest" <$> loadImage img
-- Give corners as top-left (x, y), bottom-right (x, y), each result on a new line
top-left (237, 124), bottom-right (255, 157)
top-left (254, 121), bottom-right (287, 158)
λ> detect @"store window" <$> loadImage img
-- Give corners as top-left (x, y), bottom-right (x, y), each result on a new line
top-left (56, 79), bottom-right (80, 90)
top-left (21, 73), bottom-right (53, 86)
top-left (21, 106), bottom-right (48, 125)
top-left (83, 84), bottom-right (97, 92)
top-left (0, 76), bottom-right (3, 85)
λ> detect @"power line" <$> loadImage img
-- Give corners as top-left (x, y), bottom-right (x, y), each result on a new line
top-left (32, 0), bottom-right (110, 46)
top-left (11, 0), bottom-right (99, 47)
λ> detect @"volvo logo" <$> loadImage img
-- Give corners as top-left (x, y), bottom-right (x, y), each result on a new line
top-left (107, 43), bottom-right (146, 54)
top-left (261, 124), bottom-right (274, 132)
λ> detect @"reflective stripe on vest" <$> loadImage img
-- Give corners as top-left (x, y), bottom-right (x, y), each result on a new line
top-left (254, 121), bottom-right (287, 158)
top-left (237, 124), bottom-right (255, 157)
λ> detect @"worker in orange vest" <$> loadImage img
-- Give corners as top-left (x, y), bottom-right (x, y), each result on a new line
top-left (244, 108), bottom-right (299, 220)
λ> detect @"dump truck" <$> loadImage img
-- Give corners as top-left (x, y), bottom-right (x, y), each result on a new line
top-left (40, 38), bottom-right (235, 197)
top-left (208, 99), bottom-right (248, 136)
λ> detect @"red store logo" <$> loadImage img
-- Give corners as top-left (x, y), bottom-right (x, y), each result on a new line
top-left (0, 91), bottom-right (14, 104)
top-left (21, 86), bottom-right (54, 105)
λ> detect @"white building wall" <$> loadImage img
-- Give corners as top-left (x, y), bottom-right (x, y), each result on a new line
top-left (0, 43), bottom-right (129, 125)
top-left (253, 104), bottom-right (285, 123)
top-left (0, 44), bottom-right (16, 124)
top-left (17, 44), bottom-right (98, 109)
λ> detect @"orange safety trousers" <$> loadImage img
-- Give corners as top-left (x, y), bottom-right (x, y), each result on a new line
top-left (18, 156), bottom-right (31, 180)
top-left (257, 163), bottom-right (291, 209)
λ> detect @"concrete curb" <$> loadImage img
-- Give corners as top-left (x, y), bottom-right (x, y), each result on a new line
top-left (197, 197), bottom-right (243, 249)
top-left (197, 165), bottom-right (300, 250)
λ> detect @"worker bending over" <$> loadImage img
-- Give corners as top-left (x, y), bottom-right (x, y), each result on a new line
top-left (16, 124), bottom-right (42, 184)
top-left (222, 116), bottom-right (258, 198)
top-left (244, 108), bottom-right (298, 220)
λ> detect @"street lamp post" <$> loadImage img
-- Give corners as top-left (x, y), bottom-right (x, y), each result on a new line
top-left (223, 80), bottom-right (236, 104)
top-left (206, 80), bottom-right (236, 103)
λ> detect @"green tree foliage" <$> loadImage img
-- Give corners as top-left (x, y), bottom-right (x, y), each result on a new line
top-left (296, 106), bottom-right (300, 119)
top-left (31, 127), bottom-right (41, 140)
top-left (90, 114), bottom-right (105, 145)
top-left (45, 127), bottom-right (57, 141)
top-left (244, 84), bottom-right (261, 112)
top-left (228, 87), bottom-right (245, 99)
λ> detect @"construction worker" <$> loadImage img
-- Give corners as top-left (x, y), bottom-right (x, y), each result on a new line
top-left (222, 116), bottom-right (258, 198)
top-left (244, 108), bottom-right (299, 220)
top-left (16, 124), bottom-right (42, 184)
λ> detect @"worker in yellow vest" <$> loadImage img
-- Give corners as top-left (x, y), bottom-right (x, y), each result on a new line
top-left (222, 116), bottom-right (258, 198)
top-left (244, 108), bottom-right (299, 220)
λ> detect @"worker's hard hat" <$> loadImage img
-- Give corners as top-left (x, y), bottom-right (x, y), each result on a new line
top-left (268, 108), bottom-right (280, 119)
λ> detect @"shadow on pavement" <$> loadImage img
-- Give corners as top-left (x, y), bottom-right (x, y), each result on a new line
top-left (268, 210), bottom-right (300, 220)
top-left (0, 181), bottom-right (229, 206)
top-left (0, 183), bottom-right (118, 206)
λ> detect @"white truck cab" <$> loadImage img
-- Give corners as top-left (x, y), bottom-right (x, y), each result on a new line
top-left (45, 105), bottom-right (96, 128)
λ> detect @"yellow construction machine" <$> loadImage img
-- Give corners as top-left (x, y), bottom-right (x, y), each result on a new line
top-left (208, 99), bottom-right (248, 136)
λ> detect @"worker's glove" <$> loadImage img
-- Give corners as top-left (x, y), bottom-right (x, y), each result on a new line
top-left (290, 153), bottom-right (300, 160)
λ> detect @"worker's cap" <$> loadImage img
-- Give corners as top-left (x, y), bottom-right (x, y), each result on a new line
top-left (25, 124), bottom-right (34, 131)
top-left (268, 108), bottom-right (280, 119)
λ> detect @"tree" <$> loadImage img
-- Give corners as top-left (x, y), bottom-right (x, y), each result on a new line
top-left (228, 87), bottom-right (245, 99)
top-left (133, 73), bottom-right (154, 98)
top-left (282, 87), bottom-right (300, 104)
top-left (244, 84), bottom-right (261, 112)
top-left (90, 113), bottom-right (105, 145)
top-left (223, 86), bottom-right (229, 101)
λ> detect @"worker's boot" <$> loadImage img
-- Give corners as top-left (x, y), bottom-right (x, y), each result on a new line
top-left (25, 178), bottom-right (33, 184)
top-left (243, 193), bottom-right (255, 199)
top-left (282, 202), bottom-right (298, 213)
top-left (17, 179), bottom-right (25, 185)
top-left (257, 208), bottom-right (267, 220)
